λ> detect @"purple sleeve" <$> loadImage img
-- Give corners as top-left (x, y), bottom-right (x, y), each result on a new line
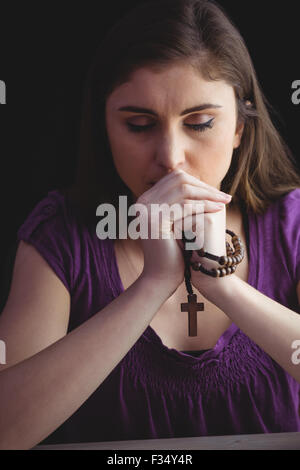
top-left (16, 193), bottom-right (74, 294)
top-left (279, 188), bottom-right (300, 284)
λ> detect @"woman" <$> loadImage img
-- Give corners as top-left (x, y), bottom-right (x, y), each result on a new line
top-left (1, 0), bottom-right (300, 449)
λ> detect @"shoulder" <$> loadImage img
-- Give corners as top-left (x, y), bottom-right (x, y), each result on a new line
top-left (254, 189), bottom-right (300, 286)
top-left (16, 189), bottom-right (81, 295)
top-left (272, 189), bottom-right (300, 241)
top-left (17, 189), bottom-right (71, 238)
top-left (259, 188), bottom-right (300, 230)
top-left (276, 188), bottom-right (300, 215)
top-left (276, 189), bottom-right (300, 285)
top-left (17, 189), bottom-right (114, 297)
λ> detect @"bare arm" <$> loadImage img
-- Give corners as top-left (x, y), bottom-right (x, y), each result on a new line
top-left (195, 273), bottom-right (300, 384)
top-left (0, 242), bottom-right (172, 450)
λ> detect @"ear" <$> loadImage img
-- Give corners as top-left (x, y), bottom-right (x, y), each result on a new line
top-left (233, 121), bottom-right (245, 149)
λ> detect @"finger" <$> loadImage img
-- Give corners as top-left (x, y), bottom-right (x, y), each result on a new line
top-left (151, 199), bottom-right (224, 237)
top-left (167, 169), bottom-right (231, 197)
top-left (151, 169), bottom-right (231, 199)
top-left (167, 183), bottom-right (231, 206)
top-left (173, 213), bottom-right (204, 251)
top-left (170, 200), bottom-right (224, 223)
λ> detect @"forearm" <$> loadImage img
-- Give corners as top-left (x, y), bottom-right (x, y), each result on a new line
top-left (0, 275), bottom-right (171, 450)
top-left (196, 275), bottom-right (300, 384)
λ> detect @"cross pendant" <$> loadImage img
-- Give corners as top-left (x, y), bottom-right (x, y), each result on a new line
top-left (181, 293), bottom-right (204, 337)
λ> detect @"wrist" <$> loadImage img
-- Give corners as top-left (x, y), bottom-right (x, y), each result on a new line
top-left (193, 272), bottom-right (238, 303)
top-left (138, 272), bottom-right (178, 301)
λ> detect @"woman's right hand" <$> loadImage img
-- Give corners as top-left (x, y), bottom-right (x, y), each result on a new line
top-left (134, 169), bottom-right (232, 294)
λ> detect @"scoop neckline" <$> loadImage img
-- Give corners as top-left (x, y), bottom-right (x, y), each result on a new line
top-left (111, 206), bottom-right (257, 365)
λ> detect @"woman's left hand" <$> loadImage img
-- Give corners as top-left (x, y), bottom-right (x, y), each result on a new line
top-left (176, 203), bottom-right (229, 297)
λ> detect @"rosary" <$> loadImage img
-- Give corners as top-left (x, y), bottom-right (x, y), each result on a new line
top-left (181, 229), bottom-right (245, 336)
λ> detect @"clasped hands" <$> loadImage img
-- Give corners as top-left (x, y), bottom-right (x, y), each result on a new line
top-left (136, 169), bottom-right (233, 297)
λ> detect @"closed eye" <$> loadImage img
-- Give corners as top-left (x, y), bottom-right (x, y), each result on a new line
top-left (126, 118), bottom-right (215, 133)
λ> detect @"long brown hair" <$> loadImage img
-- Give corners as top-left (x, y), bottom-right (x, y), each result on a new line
top-left (61, 0), bottom-right (300, 228)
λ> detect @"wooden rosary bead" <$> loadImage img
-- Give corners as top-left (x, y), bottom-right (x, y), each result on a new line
top-left (190, 229), bottom-right (244, 277)
top-left (219, 255), bottom-right (228, 266)
top-left (191, 262), bottom-right (201, 271)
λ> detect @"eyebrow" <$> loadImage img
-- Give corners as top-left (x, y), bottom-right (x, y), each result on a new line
top-left (118, 103), bottom-right (222, 116)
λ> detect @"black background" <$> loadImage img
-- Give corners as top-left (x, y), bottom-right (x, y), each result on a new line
top-left (0, 0), bottom-right (300, 308)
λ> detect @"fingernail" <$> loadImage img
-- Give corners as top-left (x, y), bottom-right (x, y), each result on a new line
top-left (217, 193), bottom-right (231, 201)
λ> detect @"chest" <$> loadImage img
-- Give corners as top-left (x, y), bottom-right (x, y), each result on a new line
top-left (113, 232), bottom-right (249, 352)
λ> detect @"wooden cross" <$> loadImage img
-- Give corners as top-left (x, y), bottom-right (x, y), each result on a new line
top-left (181, 293), bottom-right (204, 337)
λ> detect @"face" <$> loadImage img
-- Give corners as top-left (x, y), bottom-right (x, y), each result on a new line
top-left (105, 63), bottom-right (244, 201)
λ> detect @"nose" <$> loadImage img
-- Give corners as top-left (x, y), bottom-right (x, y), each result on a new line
top-left (154, 130), bottom-right (186, 172)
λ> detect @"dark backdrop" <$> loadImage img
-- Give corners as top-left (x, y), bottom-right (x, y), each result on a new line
top-left (0, 0), bottom-right (299, 310)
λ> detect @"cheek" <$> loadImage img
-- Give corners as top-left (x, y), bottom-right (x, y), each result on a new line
top-left (107, 128), bottom-right (150, 188)
top-left (208, 122), bottom-right (236, 163)
top-left (112, 141), bottom-right (148, 173)
top-left (192, 132), bottom-right (234, 186)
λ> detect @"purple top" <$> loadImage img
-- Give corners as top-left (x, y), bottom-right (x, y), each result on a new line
top-left (17, 188), bottom-right (300, 444)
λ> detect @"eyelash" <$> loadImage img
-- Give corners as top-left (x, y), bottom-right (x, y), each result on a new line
top-left (126, 118), bottom-right (215, 133)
